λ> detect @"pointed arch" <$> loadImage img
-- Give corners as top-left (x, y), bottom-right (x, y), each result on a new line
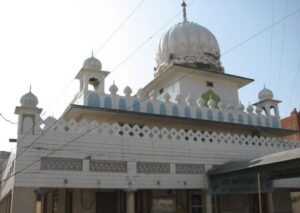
top-left (207, 109), bottom-right (213, 120)
top-left (87, 93), bottom-right (100, 107)
top-left (133, 100), bottom-right (140, 112)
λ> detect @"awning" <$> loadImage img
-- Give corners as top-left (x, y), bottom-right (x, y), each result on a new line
top-left (208, 148), bottom-right (300, 179)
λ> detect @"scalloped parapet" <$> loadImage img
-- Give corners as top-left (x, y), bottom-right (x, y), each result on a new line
top-left (42, 119), bottom-right (299, 149)
top-left (72, 88), bottom-right (281, 129)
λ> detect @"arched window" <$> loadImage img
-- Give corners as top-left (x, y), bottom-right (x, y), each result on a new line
top-left (207, 110), bottom-right (213, 120)
top-left (238, 114), bottom-right (244, 124)
top-left (247, 115), bottom-right (253, 125)
top-left (228, 113), bottom-right (234, 123)
top-left (87, 93), bottom-right (100, 107)
top-left (160, 103), bottom-right (167, 115)
top-left (118, 98), bottom-right (127, 110)
top-left (218, 112), bottom-right (224, 122)
top-left (196, 109), bottom-right (202, 119)
top-left (104, 96), bottom-right (112, 108)
top-left (133, 100), bottom-right (140, 112)
top-left (184, 107), bottom-right (191, 118)
top-left (172, 105), bottom-right (179, 116)
top-left (146, 102), bottom-right (154, 113)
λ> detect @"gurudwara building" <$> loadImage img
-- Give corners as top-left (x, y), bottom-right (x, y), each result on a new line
top-left (1, 2), bottom-right (300, 213)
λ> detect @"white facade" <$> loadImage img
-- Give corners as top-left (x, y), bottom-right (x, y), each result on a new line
top-left (1, 4), bottom-right (300, 213)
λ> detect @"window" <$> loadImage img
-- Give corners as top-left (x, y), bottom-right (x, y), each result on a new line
top-left (190, 193), bottom-right (203, 213)
top-left (206, 81), bottom-right (214, 87)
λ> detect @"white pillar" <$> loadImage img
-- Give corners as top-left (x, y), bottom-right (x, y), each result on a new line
top-left (126, 191), bottom-right (135, 213)
top-left (205, 191), bottom-right (213, 213)
top-left (267, 192), bottom-right (274, 213)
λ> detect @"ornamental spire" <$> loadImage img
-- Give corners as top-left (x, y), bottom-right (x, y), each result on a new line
top-left (181, 0), bottom-right (187, 22)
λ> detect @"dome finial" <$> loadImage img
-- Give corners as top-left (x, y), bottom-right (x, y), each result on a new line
top-left (91, 50), bottom-right (94, 58)
top-left (181, 0), bottom-right (187, 23)
top-left (29, 84), bottom-right (32, 93)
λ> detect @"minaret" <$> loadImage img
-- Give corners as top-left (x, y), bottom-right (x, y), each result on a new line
top-left (74, 53), bottom-right (109, 105)
top-left (15, 87), bottom-right (43, 135)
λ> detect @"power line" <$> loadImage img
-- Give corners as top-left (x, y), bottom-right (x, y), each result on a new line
top-left (0, 0), bottom-right (197, 179)
top-left (286, 61), bottom-right (300, 115)
top-left (94, 0), bottom-right (145, 56)
top-left (268, 0), bottom-right (275, 88)
top-left (0, 113), bottom-right (16, 125)
top-left (221, 5), bottom-right (300, 56)
top-left (276, 0), bottom-right (289, 97)
top-left (2, 2), bottom-right (299, 186)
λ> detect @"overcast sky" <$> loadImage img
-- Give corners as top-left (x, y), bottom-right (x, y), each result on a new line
top-left (0, 0), bottom-right (300, 151)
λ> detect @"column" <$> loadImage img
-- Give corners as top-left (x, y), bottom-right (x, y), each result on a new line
top-left (267, 192), bottom-right (274, 213)
top-left (205, 191), bottom-right (213, 213)
top-left (126, 191), bottom-right (135, 213)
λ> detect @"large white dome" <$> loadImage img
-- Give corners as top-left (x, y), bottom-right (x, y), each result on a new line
top-left (155, 21), bottom-right (222, 74)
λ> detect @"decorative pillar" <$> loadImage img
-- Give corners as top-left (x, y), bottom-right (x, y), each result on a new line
top-left (267, 192), bottom-right (274, 213)
top-left (126, 190), bottom-right (135, 213)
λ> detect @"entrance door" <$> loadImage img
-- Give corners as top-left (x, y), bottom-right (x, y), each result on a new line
top-left (96, 192), bottom-right (117, 213)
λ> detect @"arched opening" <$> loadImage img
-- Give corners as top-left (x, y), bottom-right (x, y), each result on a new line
top-left (87, 94), bottom-right (100, 107)
top-left (270, 106), bottom-right (277, 116)
top-left (261, 106), bottom-right (267, 116)
top-left (88, 78), bottom-right (100, 91)
top-left (133, 100), bottom-right (140, 112)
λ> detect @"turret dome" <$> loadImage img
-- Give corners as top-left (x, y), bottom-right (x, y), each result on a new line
top-left (83, 54), bottom-right (102, 71)
top-left (20, 90), bottom-right (38, 108)
top-left (258, 87), bottom-right (273, 100)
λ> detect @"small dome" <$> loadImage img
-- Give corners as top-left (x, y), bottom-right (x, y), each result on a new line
top-left (207, 98), bottom-right (215, 108)
top-left (156, 21), bottom-right (221, 73)
top-left (247, 104), bottom-right (254, 113)
top-left (237, 102), bottom-right (245, 111)
top-left (20, 91), bottom-right (38, 107)
top-left (258, 87), bottom-right (273, 100)
top-left (83, 55), bottom-right (102, 71)
top-left (109, 83), bottom-right (118, 95)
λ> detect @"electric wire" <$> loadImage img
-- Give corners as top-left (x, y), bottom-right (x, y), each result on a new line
top-left (276, 0), bottom-right (289, 97)
top-left (94, 0), bottom-right (145, 56)
top-left (268, 0), bottom-right (275, 88)
top-left (221, 5), bottom-right (299, 56)
top-left (0, 113), bottom-right (16, 125)
top-left (286, 61), bottom-right (300, 115)
top-left (2, 0), bottom-right (195, 183)
top-left (2, 2), bottom-right (300, 185)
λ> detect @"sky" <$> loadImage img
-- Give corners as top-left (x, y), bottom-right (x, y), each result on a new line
top-left (0, 0), bottom-right (300, 151)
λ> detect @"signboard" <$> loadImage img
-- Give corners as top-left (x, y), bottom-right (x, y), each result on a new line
top-left (208, 173), bottom-right (273, 195)
top-left (151, 198), bottom-right (176, 213)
